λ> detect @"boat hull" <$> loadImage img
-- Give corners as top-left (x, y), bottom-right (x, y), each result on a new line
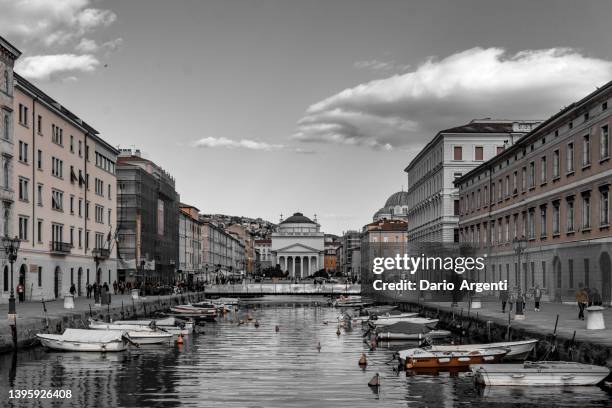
top-left (377, 330), bottom-right (451, 341)
top-left (37, 335), bottom-right (127, 352)
top-left (406, 353), bottom-right (505, 369)
top-left (472, 363), bottom-right (610, 386)
top-left (431, 339), bottom-right (538, 361)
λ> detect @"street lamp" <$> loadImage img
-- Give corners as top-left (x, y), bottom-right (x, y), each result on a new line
top-left (3, 236), bottom-right (21, 321)
top-left (512, 236), bottom-right (528, 318)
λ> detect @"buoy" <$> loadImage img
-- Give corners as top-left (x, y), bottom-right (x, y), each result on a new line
top-left (275, 325), bottom-right (280, 332)
top-left (177, 333), bottom-right (184, 345)
top-left (336, 327), bottom-right (341, 336)
top-left (317, 342), bottom-right (321, 352)
top-left (358, 353), bottom-right (367, 366)
top-left (254, 320), bottom-right (260, 328)
top-left (368, 373), bottom-right (380, 387)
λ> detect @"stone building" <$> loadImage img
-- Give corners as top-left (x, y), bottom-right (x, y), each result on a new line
top-left (178, 203), bottom-right (202, 284)
top-left (456, 82), bottom-right (612, 303)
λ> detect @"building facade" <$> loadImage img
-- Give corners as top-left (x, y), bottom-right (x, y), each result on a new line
top-left (339, 230), bottom-right (361, 278)
top-left (178, 203), bottom-right (202, 284)
top-left (323, 234), bottom-right (340, 274)
top-left (9, 73), bottom-right (118, 301)
top-left (201, 218), bottom-right (245, 280)
top-left (456, 83), bottom-right (612, 304)
top-left (254, 238), bottom-right (272, 272)
top-left (271, 212), bottom-right (324, 279)
top-left (116, 149), bottom-right (179, 284)
top-left (404, 119), bottom-right (540, 244)
top-left (226, 223), bottom-right (254, 275)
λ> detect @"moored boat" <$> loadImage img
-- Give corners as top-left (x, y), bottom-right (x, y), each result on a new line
top-left (429, 339), bottom-right (538, 361)
top-left (471, 362), bottom-right (611, 386)
top-left (377, 330), bottom-right (451, 341)
top-left (36, 329), bottom-right (129, 352)
top-left (113, 318), bottom-right (193, 335)
top-left (399, 347), bottom-right (508, 369)
top-left (369, 317), bottom-right (439, 329)
top-left (88, 320), bottom-right (177, 342)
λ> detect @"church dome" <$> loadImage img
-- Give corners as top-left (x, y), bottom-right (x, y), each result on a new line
top-left (281, 212), bottom-right (316, 224)
top-left (384, 191), bottom-right (409, 207)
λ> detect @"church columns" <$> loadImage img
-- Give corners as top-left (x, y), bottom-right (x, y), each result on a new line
top-left (291, 256), bottom-right (296, 278)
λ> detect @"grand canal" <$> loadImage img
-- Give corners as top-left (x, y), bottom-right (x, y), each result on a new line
top-left (1, 297), bottom-right (611, 407)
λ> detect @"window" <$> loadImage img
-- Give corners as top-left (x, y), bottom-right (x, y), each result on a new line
top-left (600, 188), bottom-right (609, 226)
top-left (583, 134), bottom-right (591, 166)
top-left (540, 205), bottom-right (547, 238)
top-left (78, 140), bottom-right (82, 157)
top-left (70, 135), bottom-right (74, 153)
top-left (528, 162), bottom-right (535, 188)
top-left (474, 146), bottom-right (483, 161)
top-left (70, 227), bottom-right (74, 246)
top-left (552, 150), bottom-right (560, 178)
top-left (108, 208), bottom-right (112, 225)
top-left (95, 178), bottom-right (104, 196)
top-left (3, 113), bottom-right (9, 140)
top-left (18, 104), bottom-right (28, 126)
top-left (512, 171), bottom-right (517, 193)
top-left (454, 199), bottom-right (460, 216)
top-left (107, 184), bottom-right (111, 199)
top-left (521, 167), bottom-right (526, 191)
top-left (18, 141), bottom-right (28, 162)
top-left (496, 146), bottom-right (505, 155)
top-left (504, 175), bottom-right (509, 197)
top-left (3, 69), bottom-right (8, 94)
top-left (51, 189), bottom-right (64, 211)
top-left (552, 202), bottom-right (560, 235)
top-left (37, 184), bottom-right (43, 206)
top-left (540, 156), bottom-right (547, 183)
top-left (78, 229), bottom-right (83, 248)
top-left (37, 149), bottom-right (42, 169)
top-left (78, 198), bottom-right (83, 217)
top-left (51, 124), bottom-right (63, 145)
top-left (70, 195), bottom-right (74, 214)
top-left (453, 172), bottom-right (462, 181)
top-left (3, 160), bottom-right (8, 189)
top-left (51, 157), bottom-right (63, 178)
top-left (18, 177), bottom-right (28, 201)
top-left (582, 193), bottom-right (591, 229)
top-left (601, 125), bottom-right (609, 160)
top-left (528, 209), bottom-right (535, 239)
top-left (37, 219), bottom-right (42, 243)
top-left (37, 115), bottom-right (42, 133)
top-left (567, 142), bottom-right (574, 173)
top-left (95, 232), bottom-right (104, 249)
top-left (567, 198), bottom-right (575, 232)
top-left (18, 216), bottom-right (28, 241)
top-left (95, 205), bottom-right (104, 223)
top-left (52, 224), bottom-right (64, 244)
top-left (453, 146), bottom-right (463, 161)
top-left (86, 201), bottom-right (90, 219)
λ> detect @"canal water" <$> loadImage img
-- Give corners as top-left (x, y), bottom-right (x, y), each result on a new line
top-left (1, 297), bottom-right (611, 407)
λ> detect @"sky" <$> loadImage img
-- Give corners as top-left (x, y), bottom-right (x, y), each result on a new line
top-left (3, 0), bottom-right (612, 234)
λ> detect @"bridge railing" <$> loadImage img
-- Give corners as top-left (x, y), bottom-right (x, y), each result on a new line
top-left (203, 283), bottom-right (361, 295)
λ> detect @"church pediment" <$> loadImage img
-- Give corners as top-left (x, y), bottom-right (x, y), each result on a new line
top-left (275, 243), bottom-right (320, 253)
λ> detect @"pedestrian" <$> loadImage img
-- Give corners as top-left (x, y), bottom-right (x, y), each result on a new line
top-left (93, 282), bottom-right (100, 304)
top-left (113, 280), bottom-right (118, 295)
top-left (17, 282), bottom-right (24, 302)
top-left (500, 288), bottom-right (509, 313)
top-left (575, 286), bottom-right (589, 320)
top-left (508, 289), bottom-right (516, 312)
top-left (69, 283), bottom-right (76, 296)
top-left (591, 288), bottom-right (602, 306)
top-left (533, 284), bottom-right (542, 312)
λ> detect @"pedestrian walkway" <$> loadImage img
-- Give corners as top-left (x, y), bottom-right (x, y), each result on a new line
top-left (421, 299), bottom-right (612, 347)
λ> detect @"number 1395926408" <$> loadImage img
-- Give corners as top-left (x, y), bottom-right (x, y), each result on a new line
top-left (8, 389), bottom-right (72, 399)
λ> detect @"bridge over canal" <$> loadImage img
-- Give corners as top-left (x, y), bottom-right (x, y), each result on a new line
top-left (203, 283), bottom-right (361, 297)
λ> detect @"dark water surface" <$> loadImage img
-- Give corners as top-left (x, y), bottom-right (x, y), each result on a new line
top-left (1, 298), bottom-right (611, 407)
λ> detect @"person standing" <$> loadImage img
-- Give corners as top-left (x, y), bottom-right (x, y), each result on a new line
top-left (69, 283), bottom-right (76, 296)
top-left (93, 282), bottom-right (100, 304)
top-left (575, 287), bottom-right (589, 320)
top-left (591, 288), bottom-right (602, 306)
top-left (533, 285), bottom-right (542, 312)
top-left (113, 280), bottom-right (118, 295)
top-left (16, 283), bottom-right (24, 302)
top-left (500, 288), bottom-right (509, 313)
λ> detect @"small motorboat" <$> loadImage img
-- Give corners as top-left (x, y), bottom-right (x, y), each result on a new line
top-left (429, 339), bottom-right (538, 361)
top-left (89, 320), bottom-right (176, 343)
top-left (36, 329), bottom-right (130, 352)
top-left (114, 317), bottom-right (193, 335)
top-left (399, 347), bottom-right (508, 369)
top-left (369, 317), bottom-right (439, 329)
top-left (332, 295), bottom-right (370, 308)
top-left (171, 304), bottom-right (216, 319)
top-left (369, 312), bottom-right (419, 321)
top-left (377, 330), bottom-right (451, 341)
top-left (471, 362), bottom-right (611, 386)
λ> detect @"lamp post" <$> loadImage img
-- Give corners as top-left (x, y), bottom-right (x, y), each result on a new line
top-left (4, 236), bottom-right (20, 319)
top-left (512, 236), bottom-right (528, 318)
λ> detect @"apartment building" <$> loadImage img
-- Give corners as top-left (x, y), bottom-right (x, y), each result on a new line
top-left (404, 119), bottom-right (540, 244)
top-left (11, 73), bottom-right (118, 300)
top-left (201, 218), bottom-right (245, 279)
top-left (254, 238), bottom-right (272, 271)
top-left (456, 82), bottom-right (612, 303)
top-left (116, 149), bottom-right (179, 284)
top-left (178, 203), bottom-right (202, 284)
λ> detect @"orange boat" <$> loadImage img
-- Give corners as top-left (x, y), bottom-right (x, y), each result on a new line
top-left (398, 347), bottom-right (508, 369)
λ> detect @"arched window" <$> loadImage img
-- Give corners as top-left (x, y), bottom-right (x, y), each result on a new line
top-left (3, 160), bottom-right (8, 189)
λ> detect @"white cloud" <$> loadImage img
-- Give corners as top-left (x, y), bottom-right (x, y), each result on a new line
top-left (194, 137), bottom-right (285, 151)
top-left (294, 47), bottom-right (612, 150)
top-left (75, 38), bottom-right (98, 53)
top-left (0, 0), bottom-right (116, 46)
top-left (353, 59), bottom-right (410, 72)
top-left (16, 54), bottom-right (99, 81)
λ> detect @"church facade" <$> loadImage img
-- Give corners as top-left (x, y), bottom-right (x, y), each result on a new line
top-left (271, 213), bottom-right (324, 278)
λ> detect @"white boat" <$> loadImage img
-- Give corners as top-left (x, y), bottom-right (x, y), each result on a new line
top-left (471, 362), bottom-right (611, 386)
top-left (216, 297), bottom-right (240, 306)
top-left (377, 330), bottom-right (452, 341)
top-left (332, 295), bottom-right (368, 307)
top-left (113, 318), bottom-right (193, 335)
top-left (36, 329), bottom-right (129, 352)
top-left (172, 304), bottom-right (216, 318)
top-left (370, 312), bottom-right (419, 321)
top-left (399, 347), bottom-right (508, 369)
top-left (371, 317), bottom-right (439, 328)
top-left (429, 339), bottom-right (538, 360)
top-left (89, 321), bottom-right (178, 343)
top-left (89, 321), bottom-right (155, 332)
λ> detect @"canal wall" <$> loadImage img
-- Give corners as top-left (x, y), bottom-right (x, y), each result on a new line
top-left (398, 301), bottom-right (612, 368)
top-left (0, 292), bottom-right (207, 354)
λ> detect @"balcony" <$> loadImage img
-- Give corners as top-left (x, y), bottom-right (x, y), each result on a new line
top-left (50, 241), bottom-right (72, 255)
top-left (92, 248), bottom-right (110, 260)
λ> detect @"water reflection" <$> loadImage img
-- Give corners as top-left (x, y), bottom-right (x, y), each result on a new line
top-left (0, 301), bottom-right (611, 407)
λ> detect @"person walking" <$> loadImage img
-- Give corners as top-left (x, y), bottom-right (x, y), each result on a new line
top-left (508, 289), bottom-right (516, 313)
top-left (575, 286), bottom-right (589, 320)
top-left (500, 288), bottom-right (509, 313)
top-left (533, 285), bottom-right (542, 312)
top-left (69, 283), bottom-right (76, 296)
top-left (113, 280), bottom-right (118, 295)
top-left (93, 282), bottom-right (100, 304)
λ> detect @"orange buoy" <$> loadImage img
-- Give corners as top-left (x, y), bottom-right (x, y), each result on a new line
top-left (177, 333), bottom-right (184, 345)
top-left (358, 353), bottom-right (367, 366)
